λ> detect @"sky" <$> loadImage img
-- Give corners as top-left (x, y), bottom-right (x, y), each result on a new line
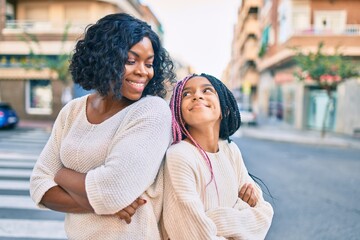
top-left (142, 0), bottom-right (241, 78)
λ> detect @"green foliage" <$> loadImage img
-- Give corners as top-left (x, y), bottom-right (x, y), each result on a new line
top-left (293, 42), bottom-right (359, 137)
top-left (19, 24), bottom-right (72, 85)
top-left (293, 42), bottom-right (359, 88)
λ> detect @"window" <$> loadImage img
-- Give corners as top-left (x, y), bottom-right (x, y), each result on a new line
top-left (26, 80), bottom-right (52, 115)
top-left (314, 11), bottom-right (346, 34)
top-left (292, 6), bottom-right (310, 33)
top-left (25, 6), bottom-right (49, 21)
top-left (6, 3), bottom-right (15, 21)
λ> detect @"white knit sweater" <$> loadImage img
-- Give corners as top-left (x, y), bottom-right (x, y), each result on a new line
top-left (30, 95), bottom-right (172, 240)
top-left (162, 140), bottom-right (274, 240)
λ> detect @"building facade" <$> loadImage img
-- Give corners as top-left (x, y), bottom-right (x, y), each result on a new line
top-left (0, 0), bottom-right (164, 121)
top-left (225, 0), bottom-right (263, 111)
top-left (228, 0), bottom-right (360, 136)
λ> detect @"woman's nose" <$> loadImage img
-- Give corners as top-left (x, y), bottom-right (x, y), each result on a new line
top-left (135, 64), bottom-right (148, 76)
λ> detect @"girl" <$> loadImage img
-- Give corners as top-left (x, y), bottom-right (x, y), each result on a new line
top-left (163, 73), bottom-right (273, 239)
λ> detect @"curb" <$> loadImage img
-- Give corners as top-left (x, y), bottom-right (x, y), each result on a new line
top-left (18, 120), bottom-right (53, 132)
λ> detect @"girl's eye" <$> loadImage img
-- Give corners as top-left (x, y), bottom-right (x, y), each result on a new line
top-left (126, 60), bottom-right (135, 65)
top-left (204, 88), bottom-right (215, 93)
top-left (182, 92), bottom-right (190, 97)
top-left (145, 64), bottom-right (153, 68)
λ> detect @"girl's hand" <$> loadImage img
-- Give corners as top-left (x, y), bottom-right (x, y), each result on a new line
top-left (115, 198), bottom-right (147, 224)
top-left (239, 183), bottom-right (258, 207)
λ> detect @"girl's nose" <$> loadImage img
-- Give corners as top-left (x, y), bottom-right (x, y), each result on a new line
top-left (192, 90), bottom-right (204, 101)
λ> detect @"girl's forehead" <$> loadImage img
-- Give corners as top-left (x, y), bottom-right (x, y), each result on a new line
top-left (184, 76), bottom-right (212, 87)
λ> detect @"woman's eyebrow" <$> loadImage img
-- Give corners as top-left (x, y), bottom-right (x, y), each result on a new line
top-left (128, 50), bottom-right (154, 60)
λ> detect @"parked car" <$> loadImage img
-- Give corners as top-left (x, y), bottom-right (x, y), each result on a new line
top-left (238, 105), bottom-right (257, 126)
top-left (0, 102), bottom-right (19, 129)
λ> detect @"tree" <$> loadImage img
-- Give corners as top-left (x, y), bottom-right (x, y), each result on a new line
top-left (293, 42), bottom-right (359, 137)
top-left (19, 24), bottom-right (72, 86)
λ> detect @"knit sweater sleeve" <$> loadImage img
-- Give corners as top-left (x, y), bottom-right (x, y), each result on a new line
top-left (85, 96), bottom-right (172, 214)
top-left (163, 147), bottom-right (226, 240)
top-left (29, 101), bottom-right (72, 208)
top-left (205, 142), bottom-right (274, 240)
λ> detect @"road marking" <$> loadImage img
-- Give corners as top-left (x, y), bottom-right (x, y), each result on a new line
top-left (0, 169), bottom-right (32, 177)
top-left (0, 152), bottom-right (38, 161)
top-left (0, 195), bottom-right (44, 210)
top-left (0, 219), bottom-right (66, 239)
top-left (0, 160), bottom-right (35, 168)
top-left (0, 180), bottom-right (29, 190)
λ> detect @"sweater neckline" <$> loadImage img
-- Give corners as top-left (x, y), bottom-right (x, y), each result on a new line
top-left (82, 94), bottom-right (133, 127)
top-left (182, 140), bottom-right (224, 157)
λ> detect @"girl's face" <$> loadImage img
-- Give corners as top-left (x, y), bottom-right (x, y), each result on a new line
top-left (181, 76), bottom-right (222, 129)
top-left (121, 37), bottom-right (155, 100)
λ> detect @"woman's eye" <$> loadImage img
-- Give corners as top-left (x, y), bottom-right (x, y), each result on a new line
top-left (145, 64), bottom-right (153, 68)
top-left (126, 60), bottom-right (135, 64)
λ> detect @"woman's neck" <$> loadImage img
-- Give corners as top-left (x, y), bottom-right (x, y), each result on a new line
top-left (186, 125), bottom-right (220, 153)
top-left (86, 92), bottom-right (134, 124)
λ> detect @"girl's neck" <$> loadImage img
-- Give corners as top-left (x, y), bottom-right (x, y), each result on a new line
top-left (186, 126), bottom-right (220, 153)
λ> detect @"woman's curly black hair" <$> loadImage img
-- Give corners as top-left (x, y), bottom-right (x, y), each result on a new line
top-left (69, 13), bottom-right (176, 99)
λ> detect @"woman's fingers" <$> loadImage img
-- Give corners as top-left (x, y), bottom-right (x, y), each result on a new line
top-left (116, 198), bottom-right (147, 224)
top-left (116, 210), bottom-right (132, 224)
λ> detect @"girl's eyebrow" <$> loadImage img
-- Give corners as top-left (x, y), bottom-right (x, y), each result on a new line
top-left (182, 84), bottom-right (214, 92)
top-left (128, 50), bottom-right (154, 60)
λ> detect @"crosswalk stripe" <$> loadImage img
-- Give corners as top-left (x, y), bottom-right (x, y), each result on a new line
top-left (0, 152), bottom-right (38, 161)
top-left (0, 180), bottom-right (29, 190)
top-left (0, 169), bottom-right (32, 177)
top-left (0, 195), bottom-right (42, 210)
top-left (0, 219), bottom-right (66, 239)
top-left (0, 160), bottom-right (35, 168)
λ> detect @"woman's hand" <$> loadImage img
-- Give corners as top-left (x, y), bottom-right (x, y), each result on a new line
top-left (115, 198), bottom-right (147, 224)
top-left (239, 183), bottom-right (258, 207)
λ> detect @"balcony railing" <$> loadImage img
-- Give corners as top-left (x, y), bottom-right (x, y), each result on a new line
top-left (293, 24), bottom-right (360, 36)
top-left (4, 20), bottom-right (88, 34)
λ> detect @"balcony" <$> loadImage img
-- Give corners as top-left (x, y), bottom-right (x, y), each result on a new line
top-left (293, 24), bottom-right (360, 36)
top-left (3, 20), bottom-right (87, 34)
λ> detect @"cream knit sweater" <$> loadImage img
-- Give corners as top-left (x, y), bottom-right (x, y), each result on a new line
top-left (162, 140), bottom-right (274, 240)
top-left (30, 95), bottom-right (172, 240)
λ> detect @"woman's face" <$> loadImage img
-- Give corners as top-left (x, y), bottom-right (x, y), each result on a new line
top-left (180, 76), bottom-right (222, 129)
top-left (121, 37), bottom-right (155, 100)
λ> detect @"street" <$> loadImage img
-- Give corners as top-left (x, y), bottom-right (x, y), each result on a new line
top-left (0, 128), bottom-right (66, 240)
top-left (233, 136), bottom-right (360, 240)
top-left (0, 128), bottom-right (359, 239)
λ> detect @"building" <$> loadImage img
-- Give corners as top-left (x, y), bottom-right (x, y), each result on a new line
top-left (0, 0), bottom-right (164, 121)
top-left (229, 0), bottom-right (360, 136)
top-left (226, 0), bottom-right (263, 111)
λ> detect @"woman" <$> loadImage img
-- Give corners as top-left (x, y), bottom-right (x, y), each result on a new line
top-left (163, 73), bottom-right (273, 239)
top-left (30, 13), bottom-right (176, 239)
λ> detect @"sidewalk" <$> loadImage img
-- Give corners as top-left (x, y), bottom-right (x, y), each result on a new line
top-left (16, 119), bottom-right (360, 149)
top-left (18, 120), bottom-right (54, 132)
top-left (237, 120), bottom-right (360, 149)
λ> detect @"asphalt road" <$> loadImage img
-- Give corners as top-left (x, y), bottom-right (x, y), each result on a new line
top-left (0, 127), bottom-right (359, 239)
top-left (233, 136), bottom-right (360, 240)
